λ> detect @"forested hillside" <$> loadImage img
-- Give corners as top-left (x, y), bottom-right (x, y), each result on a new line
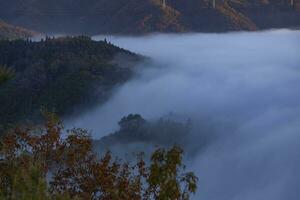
top-left (0, 0), bottom-right (299, 34)
top-left (0, 36), bottom-right (141, 132)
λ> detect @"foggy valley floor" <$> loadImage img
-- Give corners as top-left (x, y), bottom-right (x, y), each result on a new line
top-left (66, 30), bottom-right (300, 200)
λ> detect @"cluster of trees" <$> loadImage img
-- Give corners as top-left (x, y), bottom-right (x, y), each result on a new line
top-left (0, 113), bottom-right (198, 199)
top-left (96, 114), bottom-right (192, 149)
top-left (0, 36), bottom-right (141, 133)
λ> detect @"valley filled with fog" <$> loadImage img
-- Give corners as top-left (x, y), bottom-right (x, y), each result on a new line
top-left (67, 30), bottom-right (300, 200)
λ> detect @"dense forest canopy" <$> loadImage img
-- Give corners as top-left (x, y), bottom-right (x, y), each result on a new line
top-left (0, 36), bottom-right (142, 132)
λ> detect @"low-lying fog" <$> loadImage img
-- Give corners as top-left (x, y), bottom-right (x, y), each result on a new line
top-left (68, 30), bottom-right (300, 200)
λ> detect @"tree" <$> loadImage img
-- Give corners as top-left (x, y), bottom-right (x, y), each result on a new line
top-left (146, 146), bottom-right (198, 200)
top-left (0, 113), bottom-right (198, 200)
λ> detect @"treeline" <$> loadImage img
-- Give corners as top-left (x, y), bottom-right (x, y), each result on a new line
top-left (0, 36), bottom-right (141, 133)
top-left (0, 113), bottom-right (198, 199)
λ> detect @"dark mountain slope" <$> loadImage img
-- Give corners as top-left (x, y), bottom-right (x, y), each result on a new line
top-left (0, 0), bottom-right (299, 34)
top-left (0, 36), bottom-right (142, 132)
top-left (229, 0), bottom-right (300, 29)
top-left (0, 0), bottom-right (184, 34)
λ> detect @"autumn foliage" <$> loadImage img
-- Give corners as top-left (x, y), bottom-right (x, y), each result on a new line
top-left (0, 113), bottom-right (198, 200)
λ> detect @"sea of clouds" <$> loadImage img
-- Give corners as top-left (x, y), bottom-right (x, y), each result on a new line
top-left (67, 30), bottom-right (300, 200)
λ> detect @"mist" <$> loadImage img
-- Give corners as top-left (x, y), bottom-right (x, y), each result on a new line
top-left (67, 30), bottom-right (300, 199)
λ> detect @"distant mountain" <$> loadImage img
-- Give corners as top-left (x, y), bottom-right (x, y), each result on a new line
top-left (0, 20), bottom-right (36, 39)
top-left (0, 0), bottom-right (299, 34)
top-left (0, 36), bottom-right (142, 132)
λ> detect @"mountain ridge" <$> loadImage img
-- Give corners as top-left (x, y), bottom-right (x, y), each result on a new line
top-left (0, 0), bottom-right (299, 34)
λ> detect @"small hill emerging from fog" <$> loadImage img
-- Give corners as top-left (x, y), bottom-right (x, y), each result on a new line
top-left (95, 114), bottom-right (191, 147)
top-left (0, 20), bottom-right (36, 39)
top-left (0, 0), bottom-right (299, 34)
top-left (0, 36), bottom-right (141, 132)
top-left (93, 114), bottom-right (207, 157)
